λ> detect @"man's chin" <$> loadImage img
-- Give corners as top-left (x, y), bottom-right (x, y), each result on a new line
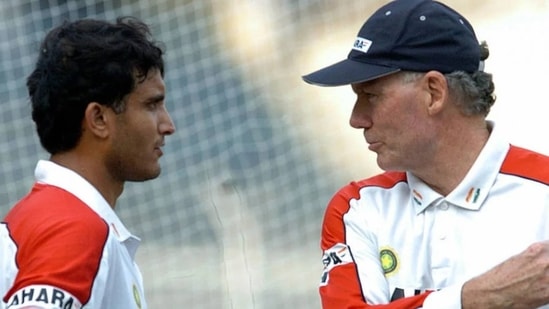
top-left (127, 168), bottom-right (162, 182)
top-left (376, 158), bottom-right (404, 172)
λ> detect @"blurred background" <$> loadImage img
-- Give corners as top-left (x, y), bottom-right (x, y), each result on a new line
top-left (0, 0), bottom-right (548, 308)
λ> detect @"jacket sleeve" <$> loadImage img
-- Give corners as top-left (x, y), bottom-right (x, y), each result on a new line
top-left (2, 214), bottom-right (109, 308)
top-left (319, 187), bottom-right (435, 309)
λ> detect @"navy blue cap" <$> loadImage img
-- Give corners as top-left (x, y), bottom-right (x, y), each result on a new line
top-left (302, 0), bottom-right (481, 86)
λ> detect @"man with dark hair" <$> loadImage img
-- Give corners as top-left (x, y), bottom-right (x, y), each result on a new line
top-left (303, 0), bottom-right (549, 308)
top-left (1, 17), bottom-right (175, 309)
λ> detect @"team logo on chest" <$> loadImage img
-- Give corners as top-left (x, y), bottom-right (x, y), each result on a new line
top-left (380, 246), bottom-right (399, 276)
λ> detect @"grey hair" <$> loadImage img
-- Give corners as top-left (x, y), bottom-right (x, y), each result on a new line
top-left (445, 71), bottom-right (495, 116)
top-left (400, 70), bottom-right (496, 116)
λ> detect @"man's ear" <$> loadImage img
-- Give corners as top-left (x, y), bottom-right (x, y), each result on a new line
top-left (423, 71), bottom-right (448, 116)
top-left (83, 102), bottom-right (110, 138)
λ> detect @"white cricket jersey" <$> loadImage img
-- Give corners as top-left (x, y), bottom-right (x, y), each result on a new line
top-left (320, 122), bottom-right (549, 308)
top-left (1, 160), bottom-right (147, 309)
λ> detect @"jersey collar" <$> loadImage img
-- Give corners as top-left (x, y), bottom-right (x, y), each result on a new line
top-left (408, 121), bottom-right (509, 214)
top-left (34, 160), bottom-right (140, 249)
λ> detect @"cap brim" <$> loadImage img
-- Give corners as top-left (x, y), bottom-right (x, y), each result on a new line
top-left (302, 58), bottom-right (401, 87)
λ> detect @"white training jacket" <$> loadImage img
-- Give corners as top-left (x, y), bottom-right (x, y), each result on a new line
top-left (319, 123), bottom-right (549, 308)
top-left (1, 160), bottom-right (147, 309)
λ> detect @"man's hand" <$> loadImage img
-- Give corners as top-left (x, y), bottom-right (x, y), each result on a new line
top-left (462, 240), bottom-right (549, 309)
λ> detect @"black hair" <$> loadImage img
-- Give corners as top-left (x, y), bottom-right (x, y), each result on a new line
top-left (27, 16), bottom-right (164, 154)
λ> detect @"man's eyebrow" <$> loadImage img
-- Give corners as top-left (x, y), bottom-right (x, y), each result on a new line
top-left (143, 94), bottom-right (165, 103)
top-left (353, 79), bottom-right (380, 92)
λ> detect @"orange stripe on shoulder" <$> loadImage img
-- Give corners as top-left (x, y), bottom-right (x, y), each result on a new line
top-left (321, 171), bottom-right (406, 250)
top-left (4, 184), bottom-right (110, 305)
top-left (501, 145), bottom-right (549, 185)
top-left (354, 171), bottom-right (407, 189)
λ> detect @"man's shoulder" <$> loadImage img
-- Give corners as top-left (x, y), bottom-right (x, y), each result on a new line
top-left (7, 183), bottom-right (99, 216)
top-left (355, 171), bottom-right (407, 189)
top-left (502, 145), bottom-right (549, 185)
top-left (326, 171), bottom-right (408, 210)
top-left (322, 172), bottom-right (409, 232)
top-left (339, 171), bottom-right (407, 197)
top-left (4, 183), bottom-right (108, 239)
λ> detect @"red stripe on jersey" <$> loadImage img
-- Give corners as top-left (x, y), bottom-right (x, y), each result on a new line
top-left (320, 172), bottom-right (434, 308)
top-left (501, 145), bottom-right (549, 184)
top-left (4, 183), bottom-right (109, 305)
top-left (321, 172), bottom-right (406, 251)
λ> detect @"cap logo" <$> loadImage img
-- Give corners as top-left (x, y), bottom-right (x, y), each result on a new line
top-left (352, 37), bottom-right (372, 53)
